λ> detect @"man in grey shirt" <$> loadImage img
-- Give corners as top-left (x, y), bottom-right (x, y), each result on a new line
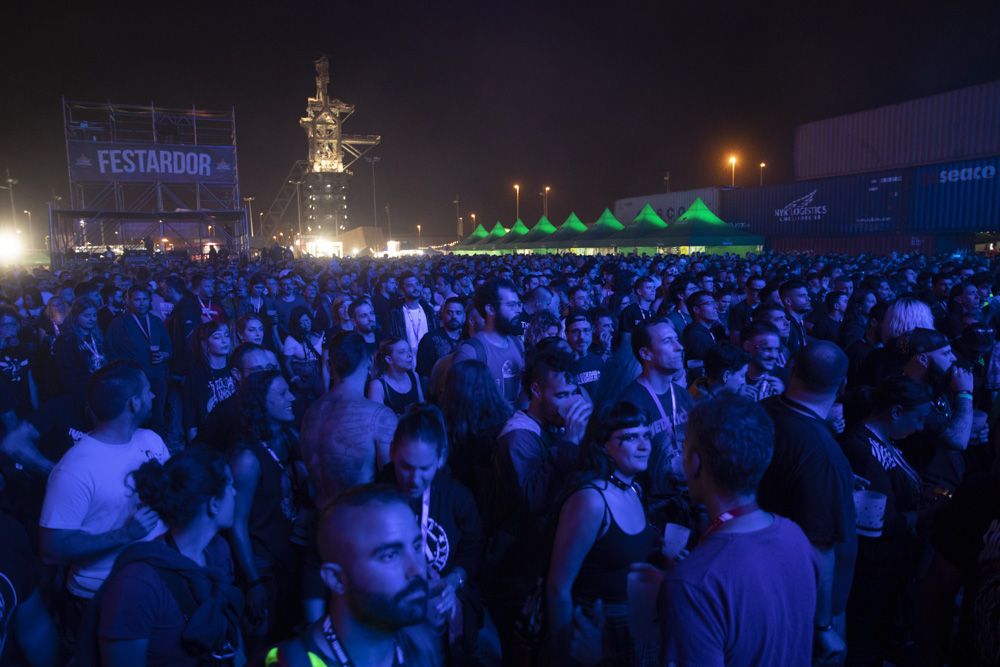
top-left (453, 279), bottom-right (525, 406)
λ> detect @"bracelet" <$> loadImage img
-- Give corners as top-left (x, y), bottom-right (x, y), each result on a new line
top-left (815, 623), bottom-right (833, 632)
top-left (955, 392), bottom-right (974, 401)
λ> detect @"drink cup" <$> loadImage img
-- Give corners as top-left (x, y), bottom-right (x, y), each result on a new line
top-left (662, 523), bottom-right (691, 560)
top-left (829, 403), bottom-right (845, 434)
top-left (854, 490), bottom-right (888, 537)
top-left (149, 344), bottom-right (160, 363)
top-left (626, 565), bottom-right (664, 642)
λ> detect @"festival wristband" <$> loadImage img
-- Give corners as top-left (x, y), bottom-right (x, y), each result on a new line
top-left (955, 392), bottom-right (973, 401)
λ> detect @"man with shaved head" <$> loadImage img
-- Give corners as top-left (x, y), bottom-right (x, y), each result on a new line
top-left (263, 485), bottom-right (441, 666)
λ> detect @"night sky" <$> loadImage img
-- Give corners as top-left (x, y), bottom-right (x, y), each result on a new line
top-left (3, 2), bottom-right (1000, 241)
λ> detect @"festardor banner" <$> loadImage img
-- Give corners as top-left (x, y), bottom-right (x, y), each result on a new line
top-left (68, 140), bottom-right (237, 184)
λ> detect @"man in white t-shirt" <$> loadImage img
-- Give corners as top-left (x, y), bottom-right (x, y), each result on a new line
top-left (388, 272), bottom-right (434, 352)
top-left (39, 361), bottom-right (169, 634)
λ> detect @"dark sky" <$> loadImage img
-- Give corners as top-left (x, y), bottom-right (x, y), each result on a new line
top-left (3, 1), bottom-right (1000, 240)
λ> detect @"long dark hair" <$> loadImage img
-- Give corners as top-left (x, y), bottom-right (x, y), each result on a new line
top-left (192, 321), bottom-right (229, 370)
top-left (238, 369), bottom-right (284, 442)
top-left (577, 401), bottom-right (650, 480)
top-left (130, 448), bottom-right (229, 528)
top-left (288, 306), bottom-right (314, 343)
top-left (442, 360), bottom-right (511, 447)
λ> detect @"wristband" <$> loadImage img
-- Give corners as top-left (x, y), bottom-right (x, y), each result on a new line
top-left (815, 623), bottom-right (833, 632)
top-left (955, 392), bottom-right (973, 401)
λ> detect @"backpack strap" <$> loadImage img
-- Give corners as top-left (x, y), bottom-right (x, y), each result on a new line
top-left (466, 337), bottom-right (488, 364)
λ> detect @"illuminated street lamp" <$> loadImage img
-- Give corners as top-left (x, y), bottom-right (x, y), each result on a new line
top-left (542, 186), bottom-right (551, 218)
top-left (728, 156), bottom-right (737, 187)
top-left (417, 224), bottom-right (422, 247)
top-left (514, 184), bottom-right (520, 221)
top-left (22, 210), bottom-right (31, 239)
top-left (759, 162), bottom-right (766, 186)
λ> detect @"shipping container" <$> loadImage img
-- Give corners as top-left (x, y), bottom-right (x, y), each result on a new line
top-left (911, 156), bottom-right (1000, 232)
top-left (765, 233), bottom-right (970, 255)
top-left (719, 170), bottom-right (910, 237)
top-left (613, 187), bottom-right (721, 225)
top-left (794, 80), bottom-right (1000, 180)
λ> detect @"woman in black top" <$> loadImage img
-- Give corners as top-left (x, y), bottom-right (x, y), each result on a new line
top-left (230, 370), bottom-right (307, 651)
top-left (98, 448), bottom-right (241, 667)
top-left (367, 336), bottom-right (423, 416)
top-left (378, 403), bottom-right (484, 661)
top-left (53, 297), bottom-right (106, 403)
top-left (841, 376), bottom-right (934, 666)
top-left (282, 306), bottom-right (327, 408)
top-left (547, 401), bottom-right (659, 666)
top-left (183, 322), bottom-right (236, 444)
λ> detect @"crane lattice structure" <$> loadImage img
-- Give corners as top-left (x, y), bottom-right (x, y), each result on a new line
top-left (262, 56), bottom-right (381, 241)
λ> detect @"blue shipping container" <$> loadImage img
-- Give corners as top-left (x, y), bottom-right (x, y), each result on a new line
top-left (911, 157), bottom-right (1000, 232)
top-left (719, 170), bottom-right (911, 237)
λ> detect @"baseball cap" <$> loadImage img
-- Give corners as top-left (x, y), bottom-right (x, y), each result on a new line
top-left (895, 328), bottom-right (949, 358)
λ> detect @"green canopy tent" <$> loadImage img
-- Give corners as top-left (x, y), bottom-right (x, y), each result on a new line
top-left (498, 218), bottom-right (531, 244)
top-left (521, 215), bottom-right (558, 243)
top-left (617, 203), bottom-right (669, 239)
top-left (459, 223), bottom-right (489, 246)
top-left (575, 208), bottom-right (624, 242)
top-left (653, 197), bottom-right (764, 254)
top-left (548, 212), bottom-right (589, 241)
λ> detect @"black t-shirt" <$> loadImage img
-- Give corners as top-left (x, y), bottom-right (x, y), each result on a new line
top-left (572, 352), bottom-right (605, 396)
top-left (618, 379), bottom-right (691, 497)
top-left (193, 393), bottom-right (241, 452)
top-left (619, 303), bottom-right (652, 335)
top-left (758, 396), bottom-right (858, 615)
top-left (932, 471), bottom-right (1000, 577)
top-left (183, 366), bottom-right (237, 431)
top-left (0, 512), bottom-right (38, 663)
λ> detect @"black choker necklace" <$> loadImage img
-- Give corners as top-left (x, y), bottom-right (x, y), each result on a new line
top-left (607, 474), bottom-right (636, 493)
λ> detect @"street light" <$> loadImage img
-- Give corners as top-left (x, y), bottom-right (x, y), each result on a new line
top-left (759, 162), bottom-right (766, 186)
top-left (514, 184), bottom-right (520, 221)
top-left (728, 156), bottom-right (737, 187)
top-left (416, 224), bottom-right (422, 247)
top-left (470, 212), bottom-right (476, 227)
top-left (542, 186), bottom-right (551, 218)
top-left (242, 196), bottom-right (255, 237)
top-left (22, 210), bottom-right (31, 240)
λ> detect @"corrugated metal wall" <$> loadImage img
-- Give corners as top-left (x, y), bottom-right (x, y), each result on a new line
top-left (719, 170), bottom-right (910, 237)
top-left (765, 234), bottom-right (969, 255)
top-left (613, 187), bottom-right (722, 224)
top-left (794, 81), bottom-right (1000, 180)
top-left (911, 157), bottom-right (1000, 232)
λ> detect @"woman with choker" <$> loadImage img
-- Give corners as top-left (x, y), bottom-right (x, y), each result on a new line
top-left (377, 403), bottom-right (484, 663)
top-left (51, 297), bottom-right (107, 441)
top-left (237, 273), bottom-right (280, 350)
top-left (840, 376), bottom-right (933, 666)
top-left (367, 337), bottom-right (423, 417)
top-left (183, 322), bottom-right (236, 444)
top-left (96, 447), bottom-right (241, 667)
top-left (282, 306), bottom-right (328, 408)
top-left (547, 401), bottom-right (658, 665)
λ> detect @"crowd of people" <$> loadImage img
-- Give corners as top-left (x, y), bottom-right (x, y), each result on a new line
top-left (2, 247), bottom-right (1000, 666)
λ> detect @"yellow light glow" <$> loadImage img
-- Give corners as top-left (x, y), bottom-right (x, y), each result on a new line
top-left (0, 233), bottom-right (24, 263)
top-left (760, 162), bottom-right (766, 168)
top-left (729, 156), bottom-right (737, 166)
top-left (514, 184), bottom-right (520, 191)
top-left (161, 237), bottom-right (168, 243)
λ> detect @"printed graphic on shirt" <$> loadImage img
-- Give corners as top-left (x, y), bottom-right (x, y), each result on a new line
top-left (423, 516), bottom-right (451, 572)
top-left (206, 376), bottom-right (237, 415)
top-left (0, 356), bottom-right (28, 384)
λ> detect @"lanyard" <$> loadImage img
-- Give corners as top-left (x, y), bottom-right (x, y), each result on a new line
top-left (80, 335), bottom-right (100, 358)
top-left (420, 487), bottom-right (433, 563)
top-left (638, 377), bottom-right (677, 448)
top-left (701, 502), bottom-right (760, 542)
top-left (260, 438), bottom-right (289, 476)
top-left (131, 313), bottom-right (151, 341)
top-left (322, 615), bottom-right (403, 667)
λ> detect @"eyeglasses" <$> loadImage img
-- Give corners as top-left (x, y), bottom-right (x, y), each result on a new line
top-left (242, 363), bottom-right (279, 374)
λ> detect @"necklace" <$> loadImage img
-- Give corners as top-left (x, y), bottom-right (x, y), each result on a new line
top-left (700, 502), bottom-right (760, 542)
top-left (607, 473), bottom-right (637, 494)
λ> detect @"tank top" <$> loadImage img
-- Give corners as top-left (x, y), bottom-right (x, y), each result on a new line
top-left (379, 371), bottom-right (423, 416)
top-left (572, 484), bottom-right (658, 604)
top-left (242, 436), bottom-right (296, 568)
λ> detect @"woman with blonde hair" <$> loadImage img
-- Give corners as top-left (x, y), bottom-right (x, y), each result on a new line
top-left (881, 297), bottom-right (934, 341)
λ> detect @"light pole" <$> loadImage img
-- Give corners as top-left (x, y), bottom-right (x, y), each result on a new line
top-left (453, 195), bottom-right (461, 240)
top-left (759, 162), bottom-right (766, 186)
top-left (470, 212), bottom-right (476, 230)
top-left (288, 180), bottom-right (304, 236)
top-left (1, 170), bottom-right (18, 233)
top-left (243, 196), bottom-right (255, 237)
top-left (365, 156), bottom-right (380, 229)
top-left (22, 210), bottom-right (32, 241)
top-left (514, 184), bottom-right (520, 221)
top-left (542, 186), bottom-right (551, 218)
top-left (728, 156), bottom-right (737, 187)
top-left (384, 203), bottom-right (392, 241)
top-left (416, 224), bottom-right (422, 247)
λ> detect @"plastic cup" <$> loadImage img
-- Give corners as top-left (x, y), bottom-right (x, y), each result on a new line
top-left (854, 490), bottom-right (888, 537)
top-left (626, 566), bottom-right (664, 642)
top-left (662, 523), bottom-right (691, 560)
top-left (149, 344), bottom-right (160, 363)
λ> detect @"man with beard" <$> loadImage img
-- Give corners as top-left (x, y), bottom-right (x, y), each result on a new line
top-left (388, 272), bottom-right (436, 354)
top-left (682, 291), bottom-right (726, 383)
top-left (370, 273), bottom-right (399, 332)
top-left (262, 485), bottom-right (440, 667)
top-left (39, 362), bottom-right (168, 639)
top-left (740, 321), bottom-right (787, 401)
top-left (105, 286), bottom-right (172, 432)
top-left (896, 328), bottom-right (974, 494)
top-left (416, 297), bottom-right (466, 380)
top-left (97, 284), bottom-right (125, 333)
top-left (564, 311), bottom-right (605, 396)
top-left (453, 279), bottom-right (525, 407)
top-left (780, 279), bottom-right (812, 355)
top-left (349, 299), bottom-right (379, 358)
top-left (618, 317), bottom-right (693, 497)
top-left (490, 348), bottom-right (590, 663)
